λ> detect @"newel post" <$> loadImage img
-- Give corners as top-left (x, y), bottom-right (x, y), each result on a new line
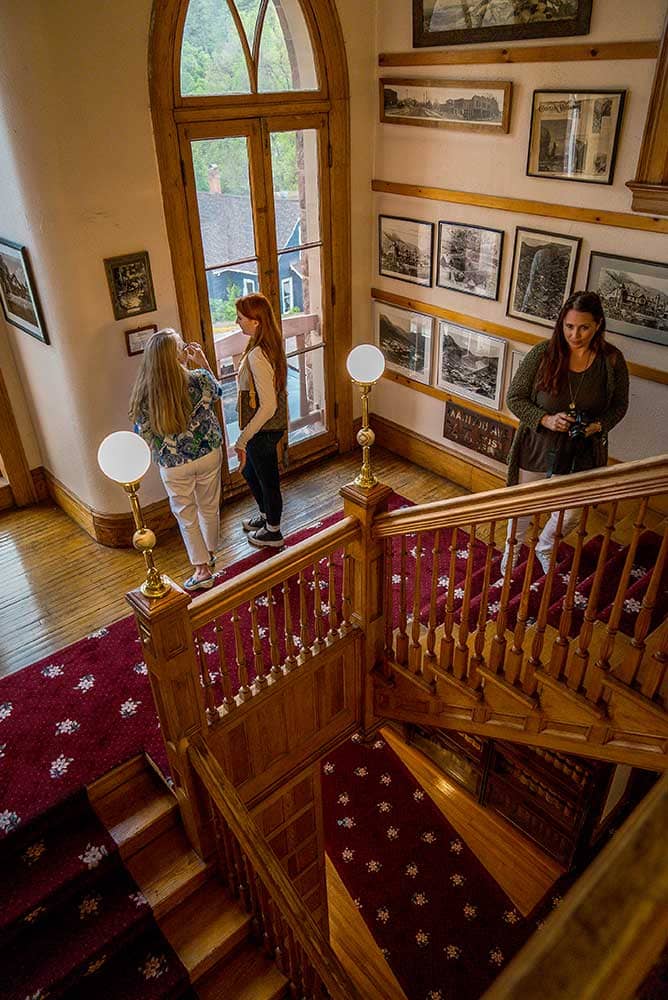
top-left (126, 581), bottom-right (214, 859)
top-left (340, 481), bottom-right (393, 731)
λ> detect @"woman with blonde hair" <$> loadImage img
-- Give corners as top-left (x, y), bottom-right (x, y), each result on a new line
top-left (234, 293), bottom-right (288, 549)
top-left (129, 328), bottom-right (223, 590)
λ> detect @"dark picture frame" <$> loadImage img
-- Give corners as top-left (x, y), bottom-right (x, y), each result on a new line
top-left (443, 401), bottom-right (515, 463)
top-left (374, 301), bottom-right (434, 384)
top-left (527, 90), bottom-right (626, 186)
top-left (413, 0), bottom-right (593, 48)
top-left (507, 227), bottom-right (581, 329)
top-left (0, 238), bottom-right (49, 344)
top-left (379, 214), bottom-right (434, 288)
top-left (104, 250), bottom-right (156, 321)
top-left (586, 251), bottom-right (668, 348)
top-left (437, 221), bottom-right (504, 301)
top-left (380, 77), bottom-right (512, 134)
top-left (125, 322), bottom-right (158, 357)
top-left (436, 319), bottom-right (507, 410)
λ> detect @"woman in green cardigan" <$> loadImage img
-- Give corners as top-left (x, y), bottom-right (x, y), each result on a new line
top-left (503, 290), bottom-right (629, 574)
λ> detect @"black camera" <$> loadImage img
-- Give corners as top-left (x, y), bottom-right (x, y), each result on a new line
top-left (568, 410), bottom-right (589, 441)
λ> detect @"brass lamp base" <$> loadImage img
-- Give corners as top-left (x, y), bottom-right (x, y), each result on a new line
top-left (140, 575), bottom-right (171, 599)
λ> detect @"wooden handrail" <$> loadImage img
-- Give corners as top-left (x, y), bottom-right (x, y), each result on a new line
top-left (482, 772), bottom-right (668, 1000)
top-left (188, 739), bottom-right (364, 1000)
top-left (189, 516), bottom-right (360, 630)
top-left (373, 456), bottom-right (668, 538)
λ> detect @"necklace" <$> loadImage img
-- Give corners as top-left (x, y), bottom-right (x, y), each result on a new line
top-left (567, 352), bottom-right (595, 412)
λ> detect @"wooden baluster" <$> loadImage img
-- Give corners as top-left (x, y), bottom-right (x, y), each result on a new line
top-left (302, 960), bottom-right (318, 1000)
top-left (215, 616), bottom-right (234, 711)
top-left (566, 501), bottom-right (619, 696)
top-left (588, 498), bottom-right (650, 697)
top-left (341, 552), bottom-right (352, 630)
top-left (298, 570), bottom-right (313, 661)
top-left (194, 632), bottom-right (217, 721)
top-left (231, 835), bottom-right (251, 911)
top-left (231, 607), bottom-right (251, 702)
top-left (383, 537), bottom-right (395, 669)
top-left (275, 909), bottom-right (297, 996)
top-left (439, 526), bottom-right (459, 674)
top-left (220, 819), bottom-right (240, 897)
top-left (425, 530), bottom-right (441, 673)
top-left (286, 933), bottom-right (303, 999)
top-left (395, 535), bottom-right (409, 666)
top-left (547, 506), bottom-right (591, 680)
top-left (525, 510), bottom-right (564, 695)
top-left (471, 521), bottom-right (496, 676)
top-left (409, 532), bottom-right (424, 676)
top-left (212, 808), bottom-right (235, 896)
top-left (489, 517), bottom-right (518, 674)
top-left (619, 521), bottom-right (668, 690)
top-left (453, 524), bottom-right (476, 683)
top-left (282, 578), bottom-right (298, 673)
top-left (327, 551), bottom-right (339, 639)
top-left (505, 514), bottom-right (540, 686)
top-left (266, 587), bottom-right (282, 681)
top-left (256, 881), bottom-right (275, 956)
top-left (241, 851), bottom-right (262, 940)
top-left (641, 619), bottom-right (668, 701)
top-left (312, 559), bottom-right (326, 652)
top-left (266, 897), bottom-right (287, 975)
top-left (250, 597), bottom-right (267, 691)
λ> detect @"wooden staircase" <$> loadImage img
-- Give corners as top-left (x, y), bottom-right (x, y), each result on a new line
top-left (89, 756), bottom-right (288, 1000)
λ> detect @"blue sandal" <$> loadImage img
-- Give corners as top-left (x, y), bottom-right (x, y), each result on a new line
top-left (183, 574), bottom-right (214, 592)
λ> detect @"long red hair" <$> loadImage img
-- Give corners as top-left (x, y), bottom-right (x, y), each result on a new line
top-left (236, 293), bottom-right (287, 393)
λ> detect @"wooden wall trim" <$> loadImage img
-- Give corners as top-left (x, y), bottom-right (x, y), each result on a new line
top-left (379, 40), bottom-right (659, 68)
top-left (0, 367), bottom-right (37, 507)
top-left (627, 18), bottom-right (668, 216)
top-left (372, 287), bottom-right (668, 387)
top-left (372, 178), bottom-right (668, 235)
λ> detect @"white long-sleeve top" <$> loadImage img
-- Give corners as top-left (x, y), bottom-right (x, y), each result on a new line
top-left (235, 346), bottom-right (278, 450)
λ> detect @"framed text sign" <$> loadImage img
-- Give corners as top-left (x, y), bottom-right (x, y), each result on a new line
top-left (443, 401), bottom-right (515, 463)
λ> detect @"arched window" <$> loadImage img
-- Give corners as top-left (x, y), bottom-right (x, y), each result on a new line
top-left (150, 0), bottom-right (352, 485)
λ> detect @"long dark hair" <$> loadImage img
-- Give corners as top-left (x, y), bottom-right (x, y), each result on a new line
top-left (536, 291), bottom-right (609, 396)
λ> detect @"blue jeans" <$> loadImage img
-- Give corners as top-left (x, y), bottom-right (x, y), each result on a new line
top-left (243, 430), bottom-right (283, 527)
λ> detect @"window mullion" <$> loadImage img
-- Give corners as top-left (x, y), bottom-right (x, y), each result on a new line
top-left (224, 0), bottom-right (258, 93)
top-left (253, 118), bottom-right (281, 319)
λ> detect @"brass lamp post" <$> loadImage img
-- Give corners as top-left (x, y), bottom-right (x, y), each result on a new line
top-left (346, 344), bottom-right (386, 490)
top-left (97, 431), bottom-right (170, 599)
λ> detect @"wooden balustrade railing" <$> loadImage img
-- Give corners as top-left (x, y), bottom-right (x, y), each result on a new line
top-left (189, 739), bottom-right (363, 1000)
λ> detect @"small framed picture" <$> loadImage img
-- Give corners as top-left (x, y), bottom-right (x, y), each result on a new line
top-left (527, 90), bottom-right (626, 186)
top-left (436, 320), bottom-right (506, 410)
top-left (104, 250), bottom-right (156, 321)
top-left (507, 227), bottom-right (581, 329)
top-left (413, 0), bottom-right (593, 48)
top-left (380, 77), bottom-right (512, 134)
top-left (586, 251), bottom-right (668, 348)
top-left (379, 215), bottom-right (434, 288)
top-left (0, 238), bottom-right (49, 344)
top-left (375, 301), bottom-right (433, 384)
top-left (509, 348), bottom-right (528, 388)
top-left (437, 221), bottom-right (504, 301)
top-left (125, 322), bottom-right (158, 357)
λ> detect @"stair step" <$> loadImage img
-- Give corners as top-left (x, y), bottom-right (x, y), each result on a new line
top-left (159, 877), bottom-right (251, 981)
top-left (126, 823), bottom-right (212, 919)
top-left (195, 941), bottom-right (288, 1000)
top-left (90, 757), bottom-right (178, 858)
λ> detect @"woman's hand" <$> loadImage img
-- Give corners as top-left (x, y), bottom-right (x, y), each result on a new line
top-left (235, 446), bottom-right (246, 471)
top-left (183, 342), bottom-right (207, 367)
top-left (540, 412), bottom-right (574, 433)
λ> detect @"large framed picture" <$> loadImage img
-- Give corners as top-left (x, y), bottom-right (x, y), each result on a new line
top-left (380, 78), bottom-right (512, 134)
top-left (413, 1), bottom-right (593, 48)
top-left (0, 238), bottom-right (49, 344)
top-left (379, 215), bottom-right (434, 288)
top-left (436, 320), bottom-right (506, 410)
top-left (437, 221), bottom-right (504, 301)
top-left (375, 301), bottom-right (434, 384)
top-left (527, 90), bottom-right (626, 185)
top-left (586, 251), bottom-right (668, 348)
top-left (507, 227), bottom-right (581, 329)
top-left (104, 250), bottom-right (156, 321)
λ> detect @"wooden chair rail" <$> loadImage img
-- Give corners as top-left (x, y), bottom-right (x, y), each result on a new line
top-left (189, 517), bottom-right (360, 630)
top-left (373, 456), bottom-right (668, 538)
top-left (189, 739), bottom-right (364, 1000)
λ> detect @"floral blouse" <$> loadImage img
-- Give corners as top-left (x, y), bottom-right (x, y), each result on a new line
top-left (134, 369), bottom-right (223, 468)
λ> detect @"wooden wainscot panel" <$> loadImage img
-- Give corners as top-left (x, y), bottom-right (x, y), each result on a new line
top-left (251, 694), bottom-right (291, 774)
top-left (223, 719), bottom-right (253, 786)
top-left (315, 654), bottom-right (346, 726)
top-left (603, 683), bottom-right (668, 738)
top-left (536, 679), bottom-right (602, 727)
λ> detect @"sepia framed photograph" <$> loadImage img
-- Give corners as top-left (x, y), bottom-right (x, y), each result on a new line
top-left (375, 301), bottom-right (434, 384)
top-left (104, 250), bottom-right (156, 321)
top-left (0, 238), bottom-right (49, 344)
top-left (509, 348), bottom-right (528, 388)
top-left (379, 215), bottom-right (434, 288)
top-left (586, 251), bottom-right (668, 348)
top-left (444, 401), bottom-right (515, 463)
top-left (436, 320), bottom-right (506, 410)
top-left (507, 227), bottom-right (581, 329)
top-left (437, 221), bottom-right (504, 300)
top-left (527, 90), bottom-right (626, 185)
top-left (413, 1), bottom-right (593, 48)
top-left (380, 78), bottom-right (512, 134)
top-left (125, 322), bottom-right (158, 357)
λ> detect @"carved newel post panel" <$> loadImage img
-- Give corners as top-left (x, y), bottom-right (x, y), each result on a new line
top-left (340, 481), bottom-right (393, 730)
top-left (126, 581), bottom-right (213, 858)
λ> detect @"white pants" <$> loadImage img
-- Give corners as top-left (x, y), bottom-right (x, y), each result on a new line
top-left (504, 468), bottom-right (581, 569)
top-left (160, 447), bottom-right (222, 567)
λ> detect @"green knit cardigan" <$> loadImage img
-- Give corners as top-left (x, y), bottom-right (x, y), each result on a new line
top-left (505, 340), bottom-right (630, 486)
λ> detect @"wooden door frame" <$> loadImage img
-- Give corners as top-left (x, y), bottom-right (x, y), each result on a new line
top-left (0, 365), bottom-right (37, 507)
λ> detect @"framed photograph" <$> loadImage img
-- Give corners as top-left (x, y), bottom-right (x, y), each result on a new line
top-left (436, 320), bottom-right (506, 410)
top-left (413, 1), bottom-right (593, 48)
top-left (509, 348), bottom-right (528, 387)
top-left (586, 251), bottom-right (668, 348)
top-left (437, 221), bottom-right (504, 301)
top-left (375, 302), bottom-right (434, 384)
top-left (379, 215), bottom-right (434, 288)
top-left (104, 251), bottom-right (156, 321)
top-left (125, 322), bottom-right (158, 357)
top-left (444, 401), bottom-right (515, 463)
top-left (507, 227), bottom-right (581, 329)
top-left (527, 90), bottom-right (626, 185)
top-left (0, 238), bottom-right (49, 344)
top-left (380, 78), bottom-right (512, 134)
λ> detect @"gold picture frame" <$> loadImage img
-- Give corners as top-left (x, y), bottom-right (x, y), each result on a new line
top-left (380, 77), bottom-right (512, 134)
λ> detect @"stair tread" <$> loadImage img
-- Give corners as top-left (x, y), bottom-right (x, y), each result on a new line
top-left (92, 765), bottom-right (177, 852)
top-left (126, 824), bottom-right (211, 916)
top-left (195, 941), bottom-right (287, 1000)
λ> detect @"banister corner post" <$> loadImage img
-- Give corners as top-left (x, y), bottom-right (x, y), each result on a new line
top-left (340, 481), bottom-right (393, 733)
top-left (126, 580), bottom-right (214, 859)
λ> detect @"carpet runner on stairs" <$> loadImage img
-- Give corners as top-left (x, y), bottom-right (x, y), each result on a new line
top-left (0, 789), bottom-right (193, 1000)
